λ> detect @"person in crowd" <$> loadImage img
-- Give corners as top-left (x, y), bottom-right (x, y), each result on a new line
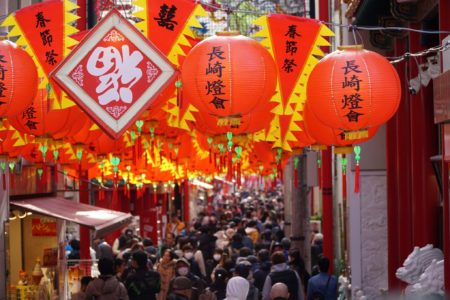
top-left (262, 252), bottom-right (304, 300)
top-left (210, 268), bottom-right (229, 300)
top-left (245, 221), bottom-right (260, 245)
top-left (233, 261), bottom-right (258, 300)
top-left (68, 239), bottom-right (80, 260)
top-left (172, 258), bottom-right (206, 300)
top-left (85, 258), bottom-right (129, 299)
top-left (253, 249), bottom-right (271, 295)
top-left (94, 237), bottom-right (114, 260)
top-left (125, 250), bottom-right (161, 300)
top-left (224, 276), bottom-right (249, 300)
top-left (206, 248), bottom-right (224, 282)
top-left (167, 213), bottom-right (186, 236)
top-left (182, 244), bottom-right (203, 278)
top-left (167, 276), bottom-right (193, 300)
top-left (71, 276), bottom-right (92, 300)
top-left (115, 258), bottom-right (127, 282)
top-left (310, 234), bottom-right (323, 270)
top-left (164, 232), bottom-right (177, 249)
top-left (237, 228), bottom-right (254, 250)
top-left (270, 283), bottom-right (289, 300)
top-left (288, 249), bottom-right (310, 296)
top-left (157, 249), bottom-right (176, 300)
top-left (113, 228), bottom-right (135, 256)
top-left (307, 256), bottom-right (337, 300)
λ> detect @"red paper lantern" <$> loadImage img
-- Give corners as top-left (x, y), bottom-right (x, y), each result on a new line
top-left (303, 103), bottom-right (378, 146)
top-left (307, 45), bottom-right (401, 131)
top-left (181, 32), bottom-right (277, 117)
top-left (0, 41), bottom-right (38, 118)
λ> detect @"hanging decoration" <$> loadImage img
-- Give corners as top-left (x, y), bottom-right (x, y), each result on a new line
top-left (132, 0), bottom-right (207, 65)
top-left (251, 15), bottom-right (334, 151)
top-left (0, 41), bottom-right (38, 118)
top-left (1, 0), bottom-right (80, 108)
top-left (307, 45), bottom-right (401, 132)
top-left (51, 9), bottom-right (177, 139)
top-left (181, 31), bottom-right (277, 118)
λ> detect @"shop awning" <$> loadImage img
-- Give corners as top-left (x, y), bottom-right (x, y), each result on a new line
top-left (10, 197), bottom-right (133, 238)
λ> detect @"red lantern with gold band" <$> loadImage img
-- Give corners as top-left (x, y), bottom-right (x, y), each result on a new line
top-left (307, 45), bottom-right (401, 131)
top-left (181, 32), bottom-right (277, 118)
top-left (303, 103), bottom-right (378, 146)
top-left (0, 41), bottom-right (38, 118)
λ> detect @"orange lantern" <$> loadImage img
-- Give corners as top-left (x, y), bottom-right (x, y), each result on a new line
top-left (181, 32), bottom-right (277, 117)
top-left (8, 89), bottom-right (73, 137)
top-left (307, 45), bottom-right (401, 131)
top-left (303, 103), bottom-right (378, 146)
top-left (0, 40), bottom-right (38, 118)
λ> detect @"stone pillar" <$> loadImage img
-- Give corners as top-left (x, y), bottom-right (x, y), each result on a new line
top-left (348, 126), bottom-right (388, 299)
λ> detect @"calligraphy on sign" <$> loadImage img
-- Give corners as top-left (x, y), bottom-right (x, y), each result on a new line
top-left (51, 10), bottom-right (176, 139)
top-left (69, 28), bottom-right (162, 120)
top-left (0, 54), bottom-right (7, 105)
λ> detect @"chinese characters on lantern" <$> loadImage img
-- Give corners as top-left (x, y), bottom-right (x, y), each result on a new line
top-left (0, 55), bottom-right (7, 105)
top-left (282, 25), bottom-right (300, 73)
top-left (154, 4), bottom-right (178, 31)
top-left (35, 11), bottom-right (58, 66)
top-left (341, 60), bottom-right (363, 122)
top-left (22, 106), bottom-right (38, 130)
top-left (205, 46), bottom-right (228, 109)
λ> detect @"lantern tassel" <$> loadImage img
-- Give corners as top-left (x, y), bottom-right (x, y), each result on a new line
top-left (209, 148), bottom-right (212, 164)
top-left (227, 151), bottom-right (233, 181)
top-left (237, 160), bottom-right (241, 188)
top-left (10, 172), bottom-right (14, 190)
top-left (54, 165), bottom-right (58, 186)
top-left (318, 165), bottom-right (322, 189)
top-left (354, 163), bottom-right (360, 193)
top-left (2, 173), bottom-right (5, 191)
top-left (343, 171), bottom-right (347, 199)
top-left (294, 165), bottom-right (298, 188)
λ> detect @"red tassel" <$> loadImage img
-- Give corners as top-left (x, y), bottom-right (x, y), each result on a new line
top-left (294, 166), bottom-right (298, 188)
top-left (54, 165), bottom-right (58, 186)
top-left (145, 152), bottom-right (148, 167)
top-left (2, 173), bottom-right (5, 190)
top-left (64, 175), bottom-right (68, 190)
top-left (10, 172), bottom-right (14, 189)
top-left (209, 148), bottom-right (212, 164)
top-left (132, 146), bottom-right (137, 166)
top-left (41, 164), bottom-right (47, 190)
top-left (159, 151), bottom-right (162, 164)
top-left (318, 166), bottom-right (322, 189)
top-left (137, 136), bottom-right (143, 157)
top-left (153, 191), bottom-right (157, 206)
top-left (214, 152), bottom-right (217, 169)
top-left (227, 151), bottom-right (233, 180)
top-left (342, 172), bottom-right (347, 199)
top-left (170, 151), bottom-right (173, 162)
top-left (237, 161), bottom-right (241, 188)
top-left (354, 163), bottom-right (360, 193)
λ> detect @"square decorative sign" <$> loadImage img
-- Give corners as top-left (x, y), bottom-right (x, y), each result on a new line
top-left (51, 9), bottom-right (176, 139)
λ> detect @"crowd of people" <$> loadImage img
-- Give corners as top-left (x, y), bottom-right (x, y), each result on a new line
top-left (70, 190), bottom-right (338, 300)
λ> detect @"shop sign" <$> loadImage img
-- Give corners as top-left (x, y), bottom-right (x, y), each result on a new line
top-left (32, 218), bottom-right (57, 236)
top-left (51, 9), bottom-right (176, 139)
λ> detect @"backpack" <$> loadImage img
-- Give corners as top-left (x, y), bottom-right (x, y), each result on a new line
top-left (310, 275), bottom-right (331, 300)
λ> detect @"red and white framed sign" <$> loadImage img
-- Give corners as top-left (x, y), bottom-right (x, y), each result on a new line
top-left (51, 9), bottom-right (176, 139)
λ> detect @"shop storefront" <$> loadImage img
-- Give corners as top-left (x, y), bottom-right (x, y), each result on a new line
top-left (6, 196), bottom-right (132, 299)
